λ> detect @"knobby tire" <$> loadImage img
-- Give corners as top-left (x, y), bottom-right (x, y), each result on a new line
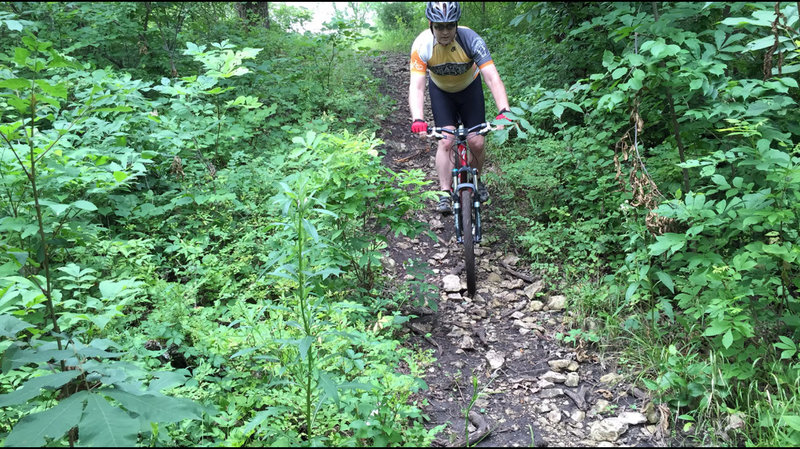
top-left (461, 189), bottom-right (476, 297)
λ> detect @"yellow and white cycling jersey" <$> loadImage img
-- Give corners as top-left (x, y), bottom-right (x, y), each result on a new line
top-left (410, 26), bottom-right (494, 93)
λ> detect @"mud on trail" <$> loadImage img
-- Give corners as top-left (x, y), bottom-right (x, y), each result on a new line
top-left (366, 51), bottom-right (672, 447)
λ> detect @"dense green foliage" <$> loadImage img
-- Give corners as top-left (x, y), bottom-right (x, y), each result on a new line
top-left (0, 2), bottom-right (438, 446)
top-left (484, 1), bottom-right (800, 445)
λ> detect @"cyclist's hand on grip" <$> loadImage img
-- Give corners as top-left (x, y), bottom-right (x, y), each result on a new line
top-left (495, 109), bottom-right (511, 130)
top-left (411, 119), bottom-right (428, 135)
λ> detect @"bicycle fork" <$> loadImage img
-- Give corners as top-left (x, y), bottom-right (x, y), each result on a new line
top-left (452, 144), bottom-right (482, 244)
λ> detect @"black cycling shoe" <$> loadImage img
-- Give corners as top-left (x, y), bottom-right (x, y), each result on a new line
top-left (436, 193), bottom-right (452, 214)
top-left (477, 183), bottom-right (489, 203)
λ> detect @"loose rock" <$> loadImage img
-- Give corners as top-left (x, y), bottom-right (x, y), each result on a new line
top-left (565, 372), bottom-right (580, 387)
top-left (486, 272), bottom-right (503, 283)
top-left (541, 370), bottom-right (567, 383)
top-left (599, 372), bottom-right (624, 386)
top-left (548, 359), bottom-right (572, 371)
top-left (523, 279), bottom-right (545, 299)
top-left (591, 399), bottom-right (611, 416)
top-left (443, 274), bottom-right (461, 292)
top-left (618, 411), bottom-right (647, 425)
top-left (486, 350), bottom-right (505, 370)
top-left (539, 388), bottom-right (565, 399)
top-left (590, 418), bottom-right (629, 442)
top-left (644, 401), bottom-right (659, 424)
top-left (546, 295), bottom-right (567, 310)
top-left (528, 300), bottom-right (545, 312)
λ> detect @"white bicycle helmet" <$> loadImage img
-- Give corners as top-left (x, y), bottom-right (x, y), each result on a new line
top-left (425, 2), bottom-right (462, 23)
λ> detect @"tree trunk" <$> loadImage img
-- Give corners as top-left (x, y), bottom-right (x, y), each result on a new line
top-left (236, 2), bottom-right (270, 30)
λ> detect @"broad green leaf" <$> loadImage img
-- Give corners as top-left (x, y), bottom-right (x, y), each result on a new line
top-left (552, 103), bottom-right (564, 118)
top-left (655, 271), bottom-right (675, 293)
top-left (298, 335), bottom-right (314, 361)
top-left (38, 200), bottom-right (69, 216)
top-left (0, 314), bottom-right (32, 338)
top-left (242, 407), bottom-right (290, 435)
top-left (1, 346), bottom-right (74, 373)
top-left (0, 78), bottom-right (30, 90)
top-left (4, 391), bottom-right (88, 447)
top-left (721, 16), bottom-right (773, 27)
top-left (78, 393), bottom-right (139, 447)
top-left (745, 35), bottom-right (790, 51)
top-left (649, 233), bottom-right (686, 256)
top-left (650, 42), bottom-right (666, 58)
top-left (34, 80), bottom-right (67, 99)
top-left (722, 329), bottom-right (734, 349)
top-left (112, 171), bottom-right (128, 182)
top-left (626, 53), bottom-right (644, 66)
top-left (560, 101), bottom-right (583, 113)
top-left (317, 370), bottom-right (339, 406)
top-left (710, 174), bottom-right (730, 188)
top-left (4, 19), bottom-right (23, 31)
top-left (776, 336), bottom-right (795, 349)
top-left (13, 48), bottom-right (29, 65)
top-left (72, 200), bottom-right (97, 212)
top-left (302, 218), bottom-right (319, 242)
top-left (625, 282), bottom-right (639, 303)
top-left (99, 280), bottom-right (126, 299)
top-left (703, 320), bottom-right (730, 337)
top-left (602, 50), bottom-right (615, 68)
top-left (147, 369), bottom-right (190, 392)
top-left (93, 106), bottom-right (133, 113)
top-left (102, 389), bottom-right (201, 423)
top-left (611, 67), bottom-right (627, 80)
top-left (778, 77), bottom-right (798, 88)
top-left (642, 378), bottom-right (659, 391)
top-left (763, 244), bottom-right (789, 256)
top-left (0, 370), bottom-right (82, 407)
top-left (783, 415), bottom-right (800, 431)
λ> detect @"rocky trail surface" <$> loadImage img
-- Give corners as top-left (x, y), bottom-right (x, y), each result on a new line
top-left (367, 51), bottom-right (672, 447)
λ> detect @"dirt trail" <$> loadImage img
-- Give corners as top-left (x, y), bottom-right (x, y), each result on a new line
top-left (368, 51), bottom-right (671, 447)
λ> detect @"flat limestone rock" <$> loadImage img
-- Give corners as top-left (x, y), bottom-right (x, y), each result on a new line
top-left (443, 274), bottom-right (461, 292)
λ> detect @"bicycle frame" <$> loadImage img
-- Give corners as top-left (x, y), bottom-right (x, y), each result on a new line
top-left (429, 122), bottom-right (492, 243)
top-left (452, 126), bottom-right (480, 244)
top-left (428, 122), bottom-right (493, 297)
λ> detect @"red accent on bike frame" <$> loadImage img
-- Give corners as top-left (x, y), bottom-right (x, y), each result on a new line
top-left (458, 143), bottom-right (470, 185)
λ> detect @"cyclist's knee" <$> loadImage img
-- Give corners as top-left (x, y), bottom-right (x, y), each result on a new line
top-left (469, 135), bottom-right (485, 152)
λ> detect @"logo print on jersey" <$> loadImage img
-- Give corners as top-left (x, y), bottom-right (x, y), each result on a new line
top-left (471, 37), bottom-right (489, 60)
top-left (429, 62), bottom-right (472, 76)
top-left (411, 58), bottom-right (426, 72)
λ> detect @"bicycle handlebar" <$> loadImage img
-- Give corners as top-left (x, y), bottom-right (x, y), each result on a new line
top-left (426, 122), bottom-right (496, 141)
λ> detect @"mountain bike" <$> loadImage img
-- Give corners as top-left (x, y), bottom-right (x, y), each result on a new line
top-left (428, 122), bottom-right (495, 297)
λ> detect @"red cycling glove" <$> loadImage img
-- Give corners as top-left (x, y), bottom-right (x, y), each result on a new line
top-left (496, 109), bottom-right (511, 122)
top-left (411, 119), bottom-right (428, 133)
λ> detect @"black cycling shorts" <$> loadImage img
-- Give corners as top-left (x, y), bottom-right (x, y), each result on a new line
top-left (428, 74), bottom-right (486, 129)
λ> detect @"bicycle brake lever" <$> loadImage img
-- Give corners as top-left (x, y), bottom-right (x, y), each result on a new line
top-left (477, 124), bottom-right (494, 135)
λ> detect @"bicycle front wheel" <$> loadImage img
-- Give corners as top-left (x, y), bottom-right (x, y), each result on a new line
top-left (460, 189), bottom-right (476, 297)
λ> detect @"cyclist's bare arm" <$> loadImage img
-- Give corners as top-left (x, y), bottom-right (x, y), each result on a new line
top-left (480, 64), bottom-right (510, 114)
top-left (409, 72), bottom-right (427, 128)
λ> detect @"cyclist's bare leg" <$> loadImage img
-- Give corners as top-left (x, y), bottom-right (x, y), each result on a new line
top-left (467, 134), bottom-right (486, 173)
top-left (435, 127), bottom-right (456, 191)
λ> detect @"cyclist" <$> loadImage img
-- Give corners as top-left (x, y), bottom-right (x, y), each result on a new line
top-left (409, 1), bottom-right (510, 214)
